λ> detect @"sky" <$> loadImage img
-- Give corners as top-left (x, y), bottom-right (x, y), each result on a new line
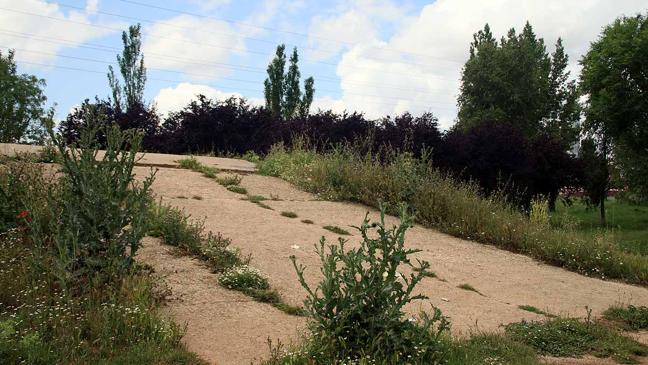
top-left (2, 0), bottom-right (647, 130)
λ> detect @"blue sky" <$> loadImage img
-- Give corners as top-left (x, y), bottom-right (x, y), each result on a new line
top-left (3, 0), bottom-right (647, 129)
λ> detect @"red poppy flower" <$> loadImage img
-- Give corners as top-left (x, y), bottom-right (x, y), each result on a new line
top-left (16, 210), bottom-right (29, 220)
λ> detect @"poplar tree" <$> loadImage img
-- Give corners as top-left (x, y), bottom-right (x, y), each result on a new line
top-left (108, 24), bottom-right (147, 112)
top-left (264, 44), bottom-right (315, 119)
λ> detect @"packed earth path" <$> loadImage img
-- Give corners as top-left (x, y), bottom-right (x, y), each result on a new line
top-left (133, 163), bottom-right (648, 365)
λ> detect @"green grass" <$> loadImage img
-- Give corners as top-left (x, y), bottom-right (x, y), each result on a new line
top-left (177, 157), bottom-right (219, 178)
top-left (604, 305), bottom-right (648, 331)
top-left (518, 305), bottom-right (556, 318)
top-left (226, 185), bottom-right (247, 194)
top-left (552, 199), bottom-right (648, 256)
top-left (281, 211), bottom-right (298, 218)
top-left (150, 203), bottom-right (301, 316)
top-left (445, 334), bottom-right (541, 365)
top-left (257, 143), bottom-right (648, 286)
top-left (323, 225), bottom-right (350, 235)
top-left (247, 195), bottom-right (267, 203)
top-left (301, 219), bottom-right (314, 224)
top-left (505, 317), bottom-right (647, 363)
top-left (457, 283), bottom-right (483, 295)
top-left (215, 174), bottom-right (242, 187)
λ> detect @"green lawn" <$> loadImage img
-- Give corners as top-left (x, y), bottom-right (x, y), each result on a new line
top-left (551, 198), bottom-right (648, 256)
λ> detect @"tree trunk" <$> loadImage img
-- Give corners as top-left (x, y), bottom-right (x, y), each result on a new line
top-left (600, 197), bottom-right (606, 226)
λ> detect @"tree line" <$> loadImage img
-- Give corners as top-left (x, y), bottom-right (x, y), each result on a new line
top-left (2, 15), bottom-right (647, 222)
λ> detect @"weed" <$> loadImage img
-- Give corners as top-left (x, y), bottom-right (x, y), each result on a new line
top-left (177, 157), bottom-right (219, 178)
top-left (323, 225), bottom-right (350, 235)
top-left (176, 195), bottom-right (188, 199)
top-left (505, 317), bottom-right (647, 362)
top-left (281, 211), bottom-right (298, 218)
top-left (604, 305), bottom-right (648, 330)
top-left (518, 305), bottom-right (556, 318)
top-left (192, 195), bottom-right (203, 200)
top-left (289, 207), bottom-right (449, 363)
top-left (414, 266), bottom-right (438, 278)
top-left (457, 283), bottom-right (482, 295)
top-left (256, 202), bottom-right (274, 210)
top-left (301, 219), bottom-right (314, 224)
top-left (227, 185), bottom-right (247, 194)
top-left (247, 195), bottom-right (267, 203)
top-left (216, 174), bottom-right (242, 187)
top-left (219, 265), bottom-right (269, 290)
top-left (149, 203), bottom-right (246, 272)
top-left (258, 143), bottom-right (648, 285)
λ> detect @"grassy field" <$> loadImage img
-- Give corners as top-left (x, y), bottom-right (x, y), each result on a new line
top-left (552, 198), bottom-right (648, 256)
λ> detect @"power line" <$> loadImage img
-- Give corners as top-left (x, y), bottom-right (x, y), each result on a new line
top-left (0, 28), bottom-right (456, 93)
top-left (0, 6), bottom-right (460, 79)
top-left (6, 45), bottom-right (455, 105)
top-left (15, 60), bottom-right (456, 111)
top-left (115, 0), bottom-right (464, 64)
top-left (55, 1), bottom-right (461, 69)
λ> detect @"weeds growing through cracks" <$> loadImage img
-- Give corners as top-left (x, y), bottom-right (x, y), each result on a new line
top-left (149, 203), bottom-right (304, 316)
top-left (323, 225), bottom-right (350, 235)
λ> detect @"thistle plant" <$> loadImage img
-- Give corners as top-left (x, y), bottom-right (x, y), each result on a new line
top-left (291, 206), bottom-right (449, 364)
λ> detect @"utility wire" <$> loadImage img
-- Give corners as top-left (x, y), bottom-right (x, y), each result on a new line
top-left (0, 6), bottom-right (461, 79)
top-left (0, 29), bottom-right (456, 93)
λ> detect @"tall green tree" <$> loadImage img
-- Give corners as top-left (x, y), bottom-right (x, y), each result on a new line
top-left (108, 24), bottom-right (147, 112)
top-left (457, 22), bottom-right (580, 146)
top-left (580, 13), bottom-right (648, 201)
top-left (0, 50), bottom-right (52, 144)
top-left (264, 44), bottom-right (315, 119)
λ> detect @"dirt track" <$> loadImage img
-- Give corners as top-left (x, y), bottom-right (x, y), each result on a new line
top-left (135, 166), bottom-right (648, 365)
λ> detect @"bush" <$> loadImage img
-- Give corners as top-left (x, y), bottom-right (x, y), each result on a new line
top-left (259, 143), bottom-right (648, 285)
top-left (290, 207), bottom-right (449, 363)
top-left (29, 123), bottom-right (155, 287)
top-left (219, 265), bottom-right (269, 291)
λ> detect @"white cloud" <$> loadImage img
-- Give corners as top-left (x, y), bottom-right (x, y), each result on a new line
top-left (153, 82), bottom-right (249, 117)
top-left (188, 0), bottom-right (231, 11)
top-left (306, 0), bottom-right (408, 61)
top-left (142, 15), bottom-right (247, 80)
top-left (0, 0), bottom-right (118, 64)
top-left (153, 82), bottom-right (265, 117)
top-left (315, 0), bottom-right (648, 128)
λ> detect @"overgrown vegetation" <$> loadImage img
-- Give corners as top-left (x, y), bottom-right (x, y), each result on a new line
top-left (258, 143), bottom-right (648, 285)
top-left (0, 124), bottom-right (201, 363)
top-left (285, 207), bottom-right (449, 364)
top-left (280, 211), bottom-right (298, 218)
top-left (505, 317), bottom-right (647, 362)
top-left (322, 225), bottom-right (350, 235)
top-left (604, 305), bottom-right (648, 331)
top-left (177, 157), bottom-right (218, 178)
top-left (149, 203), bottom-right (303, 316)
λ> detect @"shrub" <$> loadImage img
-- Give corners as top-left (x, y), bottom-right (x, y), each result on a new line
top-left (280, 211), bottom-right (298, 218)
top-left (29, 123), bottom-right (155, 287)
top-left (219, 265), bottom-right (269, 291)
top-left (290, 207), bottom-right (449, 363)
top-left (604, 305), bottom-right (648, 330)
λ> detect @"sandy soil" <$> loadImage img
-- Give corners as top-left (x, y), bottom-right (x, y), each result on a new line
top-left (0, 143), bottom-right (256, 172)
top-left (134, 166), bottom-right (648, 365)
